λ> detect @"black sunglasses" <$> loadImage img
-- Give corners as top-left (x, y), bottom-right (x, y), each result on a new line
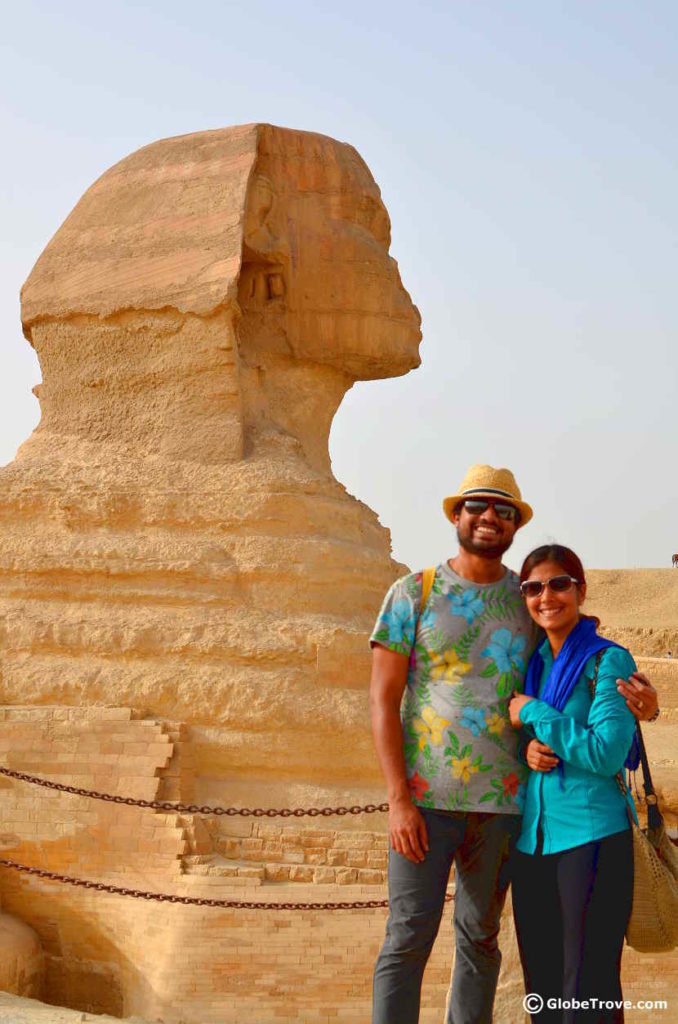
top-left (519, 575), bottom-right (580, 598)
top-left (461, 498), bottom-right (518, 523)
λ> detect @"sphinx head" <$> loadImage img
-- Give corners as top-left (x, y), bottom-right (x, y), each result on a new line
top-left (21, 124), bottom-right (421, 467)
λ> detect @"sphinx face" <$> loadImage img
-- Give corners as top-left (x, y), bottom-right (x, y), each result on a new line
top-left (238, 127), bottom-right (422, 381)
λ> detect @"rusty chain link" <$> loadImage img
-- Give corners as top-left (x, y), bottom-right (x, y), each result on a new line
top-left (0, 856), bottom-right (455, 911)
top-left (0, 766), bottom-right (449, 910)
top-left (0, 766), bottom-right (389, 817)
top-left (0, 857), bottom-right (434, 909)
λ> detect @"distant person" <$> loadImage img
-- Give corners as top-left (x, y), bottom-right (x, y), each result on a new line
top-left (368, 467), bottom-right (658, 1024)
top-left (509, 544), bottom-right (640, 1023)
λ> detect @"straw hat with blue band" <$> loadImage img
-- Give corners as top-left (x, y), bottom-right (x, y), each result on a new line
top-left (443, 464), bottom-right (533, 528)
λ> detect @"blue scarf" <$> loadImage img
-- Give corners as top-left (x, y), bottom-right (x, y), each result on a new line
top-left (524, 616), bottom-right (639, 774)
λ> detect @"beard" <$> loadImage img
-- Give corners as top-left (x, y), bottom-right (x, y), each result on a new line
top-left (457, 521), bottom-right (514, 560)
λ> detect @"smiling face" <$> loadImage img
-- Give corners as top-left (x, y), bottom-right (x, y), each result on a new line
top-left (452, 499), bottom-right (518, 559)
top-left (522, 559), bottom-right (586, 640)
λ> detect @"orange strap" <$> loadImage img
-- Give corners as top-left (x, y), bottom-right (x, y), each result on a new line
top-left (421, 566), bottom-right (436, 612)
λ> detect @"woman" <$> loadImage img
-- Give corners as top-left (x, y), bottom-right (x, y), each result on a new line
top-left (508, 544), bottom-right (637, 1023)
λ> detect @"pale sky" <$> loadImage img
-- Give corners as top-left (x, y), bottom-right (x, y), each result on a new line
top-left (1, 0), bottom-right (676, 571)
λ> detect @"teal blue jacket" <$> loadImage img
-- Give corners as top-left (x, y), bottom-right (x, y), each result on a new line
top-left (516, 640), bottom-right (637, 855)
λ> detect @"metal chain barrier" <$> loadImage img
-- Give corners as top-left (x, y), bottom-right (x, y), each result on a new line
top-left (0, 857), bottom-right (409, 909)
top-left (0, 766), bottom-right (388, 817)
top-left (0, 764), bottom-right (446, 910)
top-left (0, 856), bottom-right (455, 910)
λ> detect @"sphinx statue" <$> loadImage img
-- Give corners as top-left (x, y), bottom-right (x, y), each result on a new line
top-left (0, 125), bottom-right (426, 1021)
top-left (4, 124), bottom-right (421, 809)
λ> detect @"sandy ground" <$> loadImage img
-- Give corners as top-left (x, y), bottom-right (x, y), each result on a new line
top-left (0, 992), bottom-right (148, 1022)
top-left (587, 567), bottom-right (678, 630)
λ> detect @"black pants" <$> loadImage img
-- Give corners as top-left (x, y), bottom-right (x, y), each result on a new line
top-left (512, 829), bottom-right (633, 1024)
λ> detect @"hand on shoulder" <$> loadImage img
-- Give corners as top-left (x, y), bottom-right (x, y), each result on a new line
top-left (616, 671), bottom-right (659, 722)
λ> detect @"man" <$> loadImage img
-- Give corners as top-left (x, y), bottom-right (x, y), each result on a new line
top-left (369, 464), bottom-right (657, 1024)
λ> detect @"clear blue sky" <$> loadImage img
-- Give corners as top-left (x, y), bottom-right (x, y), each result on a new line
top-left (2, 0), bottom-right (676, 570)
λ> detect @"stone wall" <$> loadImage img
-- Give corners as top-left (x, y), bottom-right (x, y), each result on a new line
top-left (0, 702), bottom-right (447, 1021)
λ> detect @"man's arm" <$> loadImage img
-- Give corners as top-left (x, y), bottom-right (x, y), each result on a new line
top-left (617, 671), bottom-right (659, 721)
top-left (369, 644), bottom-right (429, 864)
top-left (525, 738), bottom-right (559, 772)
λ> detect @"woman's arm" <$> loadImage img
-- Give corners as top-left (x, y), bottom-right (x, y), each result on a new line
top-left (518, 648), bottom-right (636, 776)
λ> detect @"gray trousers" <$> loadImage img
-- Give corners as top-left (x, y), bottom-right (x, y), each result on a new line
top-left (372, 809), bottom-right (520, 1024)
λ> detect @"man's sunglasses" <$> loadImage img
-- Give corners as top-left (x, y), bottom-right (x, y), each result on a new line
top-left (461, 498), bottom-right (518, 523)
top-left (519, 575), bottom-right (580, 599)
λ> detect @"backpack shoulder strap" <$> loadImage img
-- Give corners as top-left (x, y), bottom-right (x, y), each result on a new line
top-left (421, 567), bottom-right (436, 612)
top-left (412, 568), bottom-right (436, 649)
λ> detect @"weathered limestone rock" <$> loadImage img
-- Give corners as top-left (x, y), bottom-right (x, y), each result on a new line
top-left (4, 124), bottom-right (421, 805)
top-left (0, 912), bottom-right (44, 998)
top-left (587, 569), bottom-right (678, 657)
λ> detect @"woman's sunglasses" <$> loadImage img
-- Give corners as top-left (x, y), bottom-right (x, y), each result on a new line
top-left (461, 499), bottom-right (518, 522)
top-left (519, 575), bottom-right (580, 599)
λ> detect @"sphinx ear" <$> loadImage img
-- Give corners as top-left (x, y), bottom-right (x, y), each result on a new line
top-left (243, 174), bottom-right (283, 257)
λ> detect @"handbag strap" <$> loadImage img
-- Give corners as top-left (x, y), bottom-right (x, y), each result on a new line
top-left (634, 714), bottom-right (662, 831)
top-left (588, 651), bottom-right (662, 832)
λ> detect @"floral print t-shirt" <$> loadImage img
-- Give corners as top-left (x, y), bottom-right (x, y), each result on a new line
top-left (370, 562), bottom-right (538, 815)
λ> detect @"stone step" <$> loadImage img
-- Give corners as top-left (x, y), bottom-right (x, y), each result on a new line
top-left (182, 853), bottom-right (212, 867)
top-left (261, 863), bottom-right (386, 885)
top-left (216, 841), bottom-right (387, 871)
top-left (182, 855), bottom-right (265, 882)
top-left (181, 853), bottom-right (387, 886)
